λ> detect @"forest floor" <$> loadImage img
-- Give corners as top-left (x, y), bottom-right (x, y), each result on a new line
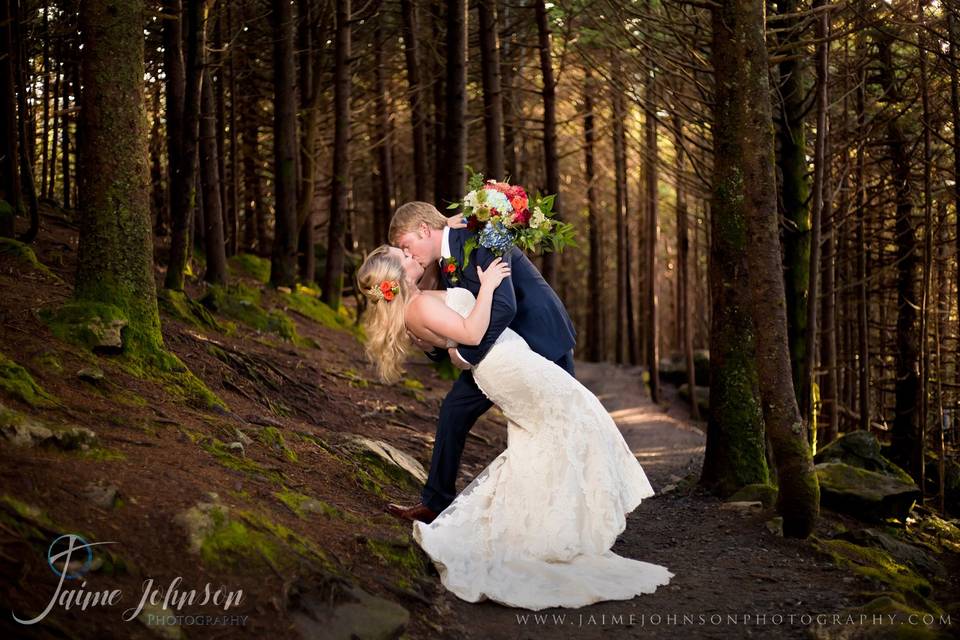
top-left (0, 208), bottom-right (957, 639)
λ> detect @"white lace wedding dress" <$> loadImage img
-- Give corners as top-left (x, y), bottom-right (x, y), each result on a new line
top-left (411, 287), bottom-right (674, 610)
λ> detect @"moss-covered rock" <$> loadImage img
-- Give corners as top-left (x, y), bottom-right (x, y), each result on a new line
top-left (338, 436), bottom-right (428, 496)
top-left (0, 352), bottom-right (56, 407)
top-left (274, 488), bottom-right (341, 519)
top-left (40, 301), bottom-right (129, 352)
top-left (836, 528), bottom-right (945, 581)
top-left (0, 402), bottom-right (96, 449)
top-left (0, 237), bottom-right (60, 281)
top-left (817, 461), bottom-right (920, 522)
top-left (177, 499), bottom-right (330, 573)
top-left (728, 483), bottom-right (778, 508)
top-left (812, 536), bottom-right (932, 598)
top-left (816, 430), bottom-right (915, 484)
top-left (40, 301), bottom-right (224, 409)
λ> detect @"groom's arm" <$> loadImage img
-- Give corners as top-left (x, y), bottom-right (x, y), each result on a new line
top-left (456, 247), bottom-right (517, 366)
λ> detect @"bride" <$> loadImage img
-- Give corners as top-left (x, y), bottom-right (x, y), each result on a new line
top-left (356, 245), bottom-right (674, 610)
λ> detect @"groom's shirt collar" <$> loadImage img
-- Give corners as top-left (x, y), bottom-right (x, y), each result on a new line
top-left (440, 226), bottom-right (452, 264)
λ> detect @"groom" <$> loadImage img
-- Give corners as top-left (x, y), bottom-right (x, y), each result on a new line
top-left (385, 201), bottom-right (576, 523)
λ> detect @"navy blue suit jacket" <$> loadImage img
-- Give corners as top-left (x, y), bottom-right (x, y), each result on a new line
top-left (438, 227), bottom-right (576, 366)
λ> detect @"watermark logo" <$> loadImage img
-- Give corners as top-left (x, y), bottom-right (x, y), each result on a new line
top-left (12, 534), bottom-right (245, 628)
top-left (47, 534), bottom-right (111, 580)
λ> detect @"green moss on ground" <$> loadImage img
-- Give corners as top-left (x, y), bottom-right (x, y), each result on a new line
top-left (256, 426), bottom-right (298, 462)
top-left (201, 437), bottom-right (286, 485)
top-left (158, 289), bottom-right (228, 332)
top-left (0, 352), bottom-right (56, 407)
top-left (228, 253), bottom-right (271, 284)
top-left (273, 488), bottom-right (341, 519)
top-left (813, 537), bottom-right (932, 598)
top-left (40, 301), bottom-right (224, 410)
top-left (366, 537), bottom-right (428, 588)
top-left (0, 237), bottom-right (60, 281)
top-left (280, 285), bottom-right (364, 340)
top-left (200, 283), bottom-right (303, 344)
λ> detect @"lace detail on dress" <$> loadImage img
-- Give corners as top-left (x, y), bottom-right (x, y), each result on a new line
top-left (410, 288), bottom-right (674, 610)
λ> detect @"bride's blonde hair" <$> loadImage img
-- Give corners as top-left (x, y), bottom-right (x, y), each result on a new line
top-left (357, 245), bottom-right (413, 383)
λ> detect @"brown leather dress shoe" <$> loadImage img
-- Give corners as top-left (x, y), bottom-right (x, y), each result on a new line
top-left (385, 501), bottom-right (438, 524)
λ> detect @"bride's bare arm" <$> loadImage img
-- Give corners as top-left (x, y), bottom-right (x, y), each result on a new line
top-left (406, 259), bottom-right (511, 346)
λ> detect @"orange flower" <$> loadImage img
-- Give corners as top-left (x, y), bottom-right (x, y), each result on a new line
top-left (380, 280), bottom-right (398, 301)
top-left (445, 263), bottom-right (457, 274)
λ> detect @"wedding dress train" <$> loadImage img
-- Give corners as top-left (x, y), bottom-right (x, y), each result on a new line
top-left (412, 287), bottom-right (674, 610)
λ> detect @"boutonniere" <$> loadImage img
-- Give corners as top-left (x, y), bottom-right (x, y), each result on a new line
top-left (442, 256), bottom-right (461, 284)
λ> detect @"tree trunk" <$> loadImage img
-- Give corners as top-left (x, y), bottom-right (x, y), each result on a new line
top-left (775, 0), bottom-right (812, 418)
top-left (439, 0), bottom-right (466, 205)
top-left (373, 17), bottom-right (394, 246)
top-left (297, 0), bottom-right (320, 283)
top-left (612, 55), bottom-right (628, 365)
top-left (535, 0), bottom-right (559, 285)
top-left (478, 0), bottom-right (504, 180)
top-left (584, 70), bottom-right (602, 362)
top-left (877, 32), bottom-right (921, 480)
top-left (200, 67), bottom-right (227, 285)
top-left (0, 0), bottom-right (20, 237)
top-left (804, 0), bottom-right (830, 440)
top-left (674, 112), bottom-right (699, 420)
top-left (701, 0), bottom-right (772, 501)
top-left (76, 0), bottom-right (164, 352)
top-left (644, 62), bottom-right (660, 403)
top-left (322, 0), bottom-right (351, 305)
top-left (400, 0), bottom-right (428, 200)
top-left (270, 0), bottom-right (298, 289)
top-left (164, 0), bottom-right (202, 291)
top-left (714, 0), bottom-right (819, 537)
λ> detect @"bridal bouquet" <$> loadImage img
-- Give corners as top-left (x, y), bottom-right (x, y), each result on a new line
top-left (448, 170), bottom-right (576, 268)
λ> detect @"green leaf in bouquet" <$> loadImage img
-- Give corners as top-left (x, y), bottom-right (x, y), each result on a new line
top-left (462, 236), bottom-right (479, 270)
top-left (447, 201), bottom-right (461, 210)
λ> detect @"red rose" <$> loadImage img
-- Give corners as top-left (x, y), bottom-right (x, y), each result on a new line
top-left (445, 263), bottom-right (457, 274)
top-left (512, 207), bottom-right (531, 225)
top-left (380, 280), bottom-right (396, 301)
top-left (467, 216), bottom-right (481, 232)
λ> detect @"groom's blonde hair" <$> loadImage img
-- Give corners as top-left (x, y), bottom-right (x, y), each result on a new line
top-left (389, 201), bottom-right (447, 244)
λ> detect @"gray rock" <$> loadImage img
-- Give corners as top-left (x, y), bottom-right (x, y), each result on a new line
top-left (815, 430), bottom-right (914, 484)
top-left (816, 461), bottom-right (920, 522)
top-left (728, 483), bottom-right (778, 508)
top-left (86, 317), bottom-right (127, 351)
top-left (288, 574), bottom-right (409, 640)
top-left (226, 441), bottom-right (245, 456)
top-left (83, 483), bottom-right (120, 509)
top-left (0, 405), bottom-right (97, 450)
top-left (835, 528), bottom-right (945, 579)
top-left (343, 436), bottom-right (428, 486)
top-left (77, 366), bottom-right (105, 382)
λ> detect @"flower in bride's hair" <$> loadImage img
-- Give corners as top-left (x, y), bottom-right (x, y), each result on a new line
top-left (379, 279), bottom-right (400, 302)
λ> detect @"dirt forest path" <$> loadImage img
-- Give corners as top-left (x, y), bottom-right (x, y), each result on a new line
top-left (428, 362), bottom-right (870, 640)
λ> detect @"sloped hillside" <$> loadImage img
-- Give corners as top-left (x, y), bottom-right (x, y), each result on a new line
top-left (0, 209), bottom-right (507, 639)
